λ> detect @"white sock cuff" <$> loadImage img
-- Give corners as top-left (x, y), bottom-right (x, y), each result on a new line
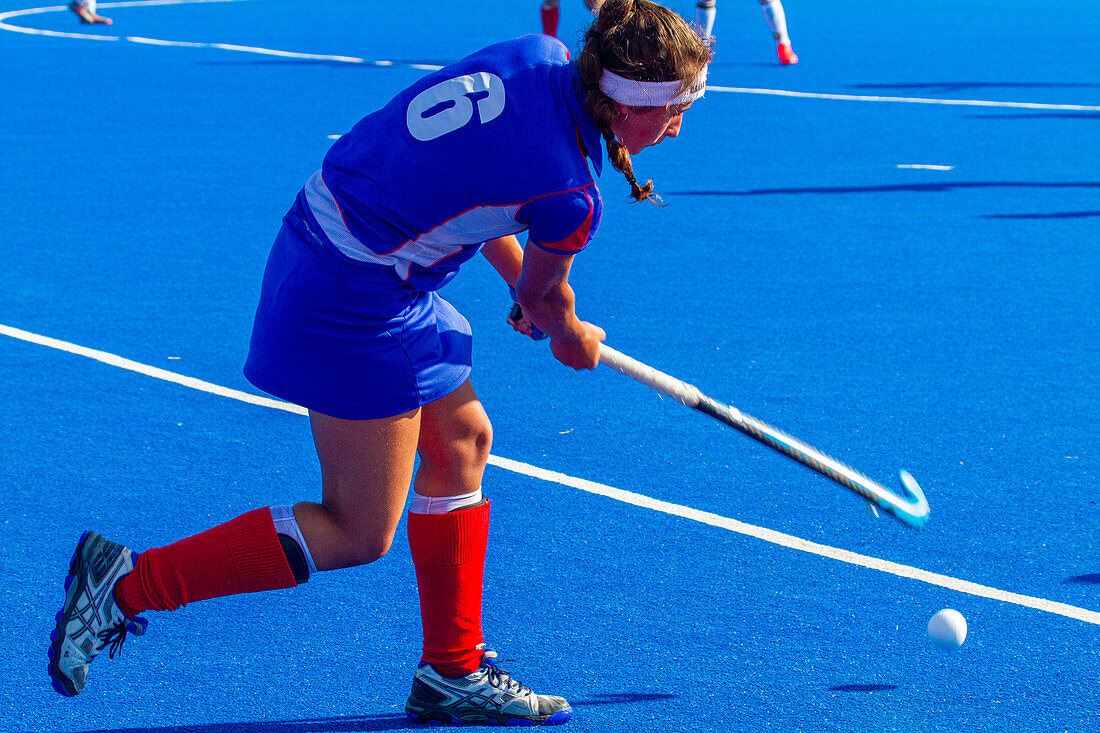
top-left (409, 487), bottom-right (483, 515)
top-left (270, 505), bottom-right (318, 574)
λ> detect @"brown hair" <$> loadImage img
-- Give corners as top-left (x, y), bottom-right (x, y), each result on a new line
top-left (577, 0), bottom-right (712, 204)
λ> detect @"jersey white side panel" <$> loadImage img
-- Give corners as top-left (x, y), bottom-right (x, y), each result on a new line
top-left (303, 171), bottom-right (391, 263)
top-left (303, 170), bottom-right (527, 280)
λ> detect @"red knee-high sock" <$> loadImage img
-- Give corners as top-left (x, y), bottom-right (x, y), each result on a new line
top-left (541, 4), bottom-right (559, 36)
top-left (114, 508), bottom-right (297, 616)
top-left (407, 500), bottom-right (490, 677)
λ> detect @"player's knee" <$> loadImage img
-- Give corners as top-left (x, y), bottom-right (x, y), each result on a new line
top-left (462, 419), bottom-right (493, 474)
top-left (425, 417), bottom-right (493, 478)
top-left (469, 418), bottom-right (493, 465)
top-left (333, 534), bottom-right (394, 568)
top-left (451, 423), bottom-right (492, 478)
top-left (359, 534), bottom-right (395, 563)
top-left (320, 509), bottom-right (399, 567)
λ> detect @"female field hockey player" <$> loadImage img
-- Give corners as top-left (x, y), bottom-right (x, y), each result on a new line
top-left (539, 0), bottom-right (601, 38)
top-left (695, 0), bottom-right (798, 64)
top-left (540, 0), bottom-right (796, 66)
top-left (48, 0), bottom-right (711, 725)
top-left (67, 0), bottom-right (112, 24)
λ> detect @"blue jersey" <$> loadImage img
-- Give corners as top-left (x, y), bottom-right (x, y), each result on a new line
top-left (293, 35), bottom-right (605, 291)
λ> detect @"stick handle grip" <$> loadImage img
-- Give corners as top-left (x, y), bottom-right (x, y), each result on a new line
top-left (599, 344), bottom-right (704, 408)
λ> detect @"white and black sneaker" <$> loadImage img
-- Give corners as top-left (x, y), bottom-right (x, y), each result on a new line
top-left (405, 648), bottom-right (572, 726)
top-left (48, 531), bottom-right (148, 696)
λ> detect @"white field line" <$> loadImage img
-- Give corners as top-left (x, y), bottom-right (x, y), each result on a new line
top-left (0, 323), bottom-right (305, 416)
top-left (4, 321), bottom-right (1100, 627)
top-left (705, 85), bottom-right (1100, 112)
top-left (0, 0), bottom-right (446, 66)
top-left (0, 0), bottom-right (240, 39)
top-left (3, 1), bottom-right (1098, 110)
top-left (488, 455), bottom-right (1100, 627)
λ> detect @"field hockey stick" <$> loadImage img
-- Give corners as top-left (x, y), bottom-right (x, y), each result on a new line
top-left (598, 344), bottom-right (930, 528)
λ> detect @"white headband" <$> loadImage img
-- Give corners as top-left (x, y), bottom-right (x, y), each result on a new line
top-left (598, 67), bottom-right (708, 107)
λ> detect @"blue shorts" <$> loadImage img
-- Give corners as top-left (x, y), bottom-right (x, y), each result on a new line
top-left (244, 217), bottom-right (473, 419)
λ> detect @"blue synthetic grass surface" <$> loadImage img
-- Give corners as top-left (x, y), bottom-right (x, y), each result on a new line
top-left (2, 0), bottom-right (1098, 731)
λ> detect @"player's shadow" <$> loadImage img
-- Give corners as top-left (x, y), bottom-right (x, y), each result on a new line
top-left (828, 683), bottom-right (898, 692)
top-left (72, 695), bottom-right (675, 732)
top-left (668, 181), bottom-right (1100, 197)
top-left (709, 61), bottom-right (785, 69)
top-left (1064, 573), bottom-right (1100, 584)
top-left (74, 716), bottom-right (420, 733)
top-left (571, 692), bottom-right (678, 705)
top-left (981, 211), bottom-right (1100, 220)
top-left (197, 59), bottom-right (452, 69)
top-left (967, 113), bottom-right (1100, 121)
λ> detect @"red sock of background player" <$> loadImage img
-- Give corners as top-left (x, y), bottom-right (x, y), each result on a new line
top-left (407, 499), bottom-right (491, 677)
top-left (541, 2), bottom-right (559, 36)
top-left (113, 508), bottom-right (299, 616)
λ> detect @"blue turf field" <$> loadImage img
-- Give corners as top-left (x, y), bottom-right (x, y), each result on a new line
top-left (2, 0), bottom-right (1099, 731)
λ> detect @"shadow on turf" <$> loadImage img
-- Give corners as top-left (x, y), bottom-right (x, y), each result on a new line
top-left (967, 113), bottom-right (1100, 121)
top-left (981, 211), bottom-right (1100, 220)
top-left (571, 692), bottom-right (677, 705)
top-left (73, 716), bottom-right (415, 733)
top-left (668, 181), bottom-right (1100, 197)
top-left (828, 684), bottom-right (898, 692)
top-left (196, 60), bottom-right (455, 69)
top-left (1064, 573), bottom-right (1100, 584)
top-left (195, 59), bottom-right (775, 69)
top-left (71, 695), bottom-right (677, 732)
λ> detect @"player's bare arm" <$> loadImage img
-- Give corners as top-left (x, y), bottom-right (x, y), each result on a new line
top-left (514, 242), bottom-right (605, 369)
top-left (481, 235), bottom-right (524, 288)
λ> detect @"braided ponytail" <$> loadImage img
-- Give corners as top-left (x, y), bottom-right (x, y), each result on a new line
top-left (589, 77), bottom-right (659, 203)
top-left (577, 0), bottom-right (712, 204)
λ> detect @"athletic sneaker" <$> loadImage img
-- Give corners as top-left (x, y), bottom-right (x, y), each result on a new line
top-left (405, 648), bottom-right (572, 726)
top-left (67, 1), bottom-right (94, 23)
top-left (67, 1), bottom-right (112, 24)
top-left (777, 42), bottom-right (799, 65)
top-left (48, 531), bottom-right (148, 697)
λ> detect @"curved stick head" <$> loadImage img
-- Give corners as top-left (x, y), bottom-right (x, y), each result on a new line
top-left (895, 470), bottom-right (931, 528)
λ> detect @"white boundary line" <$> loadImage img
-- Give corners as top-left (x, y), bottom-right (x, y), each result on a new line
top-left (897, 164), bottom-right (954, 171)
top-left (3, 321), bottom-right (1100, 627)
top-left (0, 0), bottom-right (446, 67)
top-left (0, 323), bottom-right (304, 415)
top-left (704, 85), bottom-right (1100, 112)
top-left (0, 0), bottom-right (240, 40)
top-left (2, 1), bottom-right (1098, 110)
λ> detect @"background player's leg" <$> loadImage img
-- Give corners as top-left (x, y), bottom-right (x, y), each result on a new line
top-left (696, 0), bottom-right (716, 39)
top-left (541, 0), bottom-right (560, 36)
top-left (760, 0), bottom-right (798, 64)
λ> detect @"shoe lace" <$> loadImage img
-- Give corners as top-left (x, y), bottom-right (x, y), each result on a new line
top-left (481, 650), bottom-right (531, 697)
top-left (98, 621), bottom-right (132, 660)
